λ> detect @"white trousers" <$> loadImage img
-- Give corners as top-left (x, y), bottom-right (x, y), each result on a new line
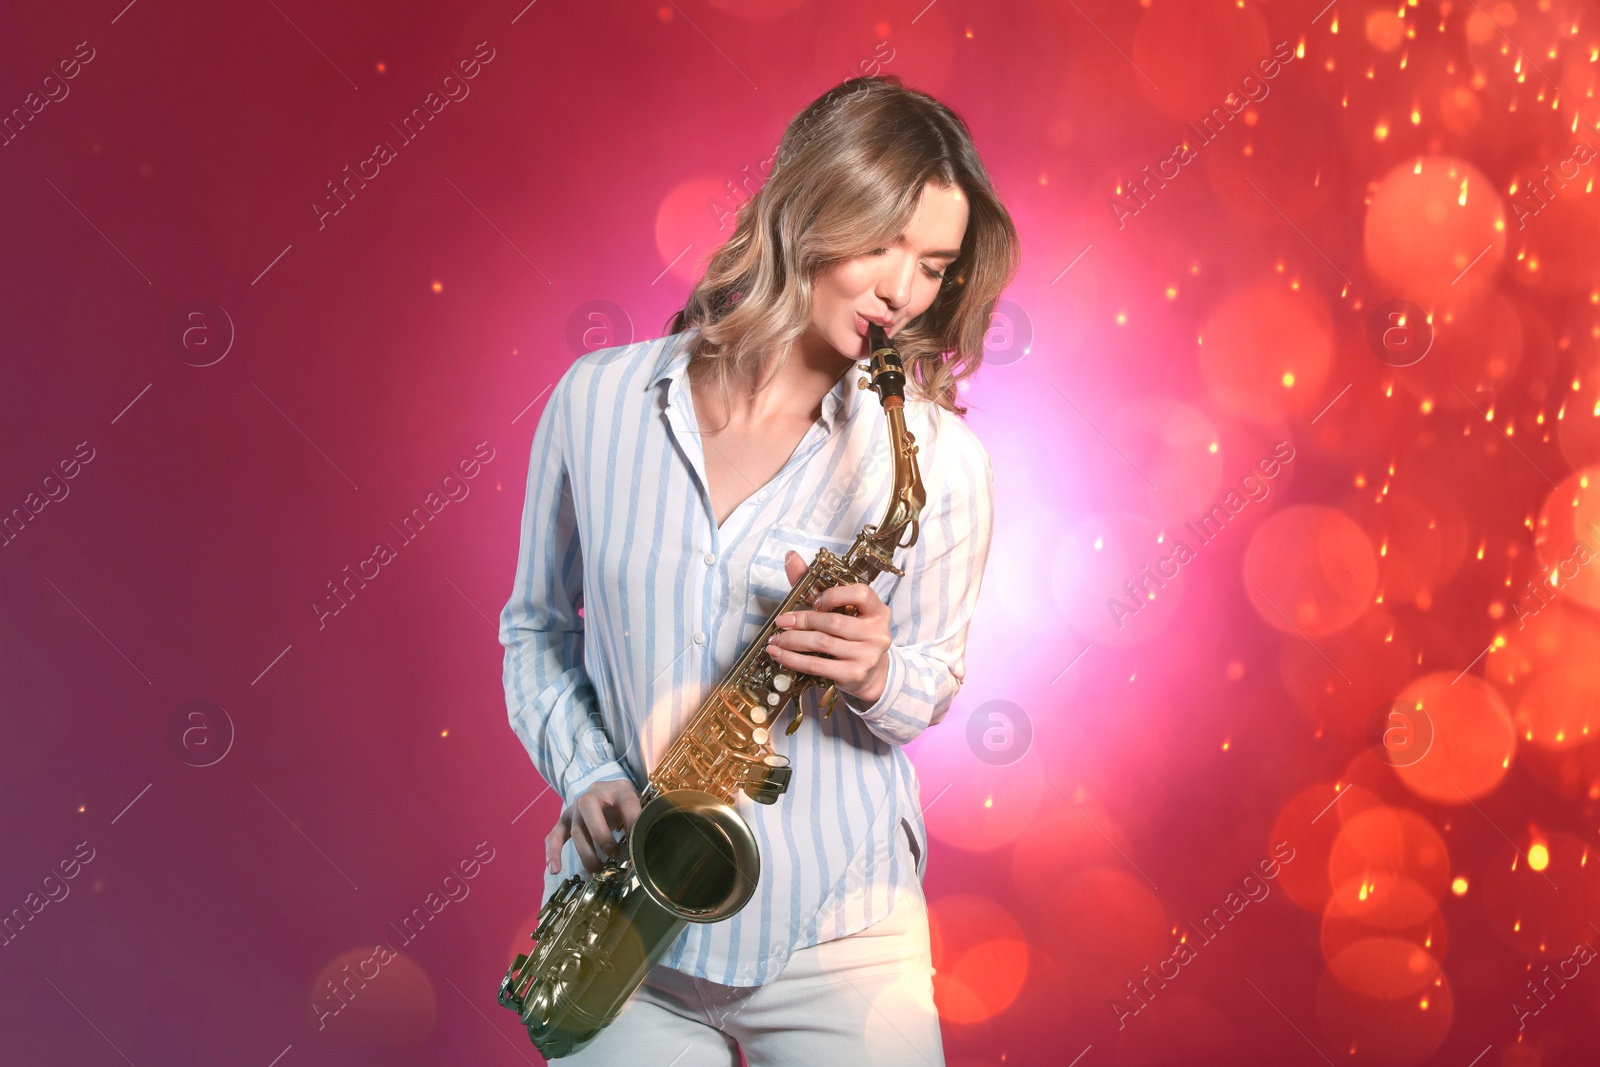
top-left (561, 887), bottom-right (946, 1067)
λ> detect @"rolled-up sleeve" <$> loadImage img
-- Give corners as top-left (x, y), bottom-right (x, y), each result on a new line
top-left (842, 425), bottom-right (995, 746)
top-left (499, 366), bottom-right (631, 803)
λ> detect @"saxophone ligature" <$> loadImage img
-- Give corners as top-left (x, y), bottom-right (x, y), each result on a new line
top-left (497, 324), bottom-right (927, 1058)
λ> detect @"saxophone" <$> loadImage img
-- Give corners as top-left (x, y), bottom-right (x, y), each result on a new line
top-left (496, 324), bottom-right (927, 1058)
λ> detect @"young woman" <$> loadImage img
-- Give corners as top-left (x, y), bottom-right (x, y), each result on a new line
top-left (500, 74), bottom-right (1018, 1065)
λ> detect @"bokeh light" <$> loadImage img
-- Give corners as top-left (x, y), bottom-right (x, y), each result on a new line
top-left (1197, 277), bottom-right (1333, 421)
top-left (1243, 505), bottom-right (1379, 637)
top-left (1389, 673), bottom-right (1517, 802)
top-left (1363, 155), bottom-right (1506, 308)
top-left (927, 893), bottom-right (1029, 1024)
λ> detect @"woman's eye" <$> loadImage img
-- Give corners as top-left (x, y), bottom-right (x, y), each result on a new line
top-left (922, 265), bottom-right (945, 280)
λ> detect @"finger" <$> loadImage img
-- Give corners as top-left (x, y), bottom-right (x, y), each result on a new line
top-left (618, 788), bottom-right (643, 835)
top-left (545, 815), bottom-right (570, 874)
top-left (777, 611), bottom-right (873, 641)
top-left (571, 818), bottom-right (601, 875)
top-left (578, 796), bottom-right (616, 860)
top-left (812, 584), bottom-right (884, 617)
top-left (766, 643), bottom-right (846, 680)
top-left (771, 628), bottom-right (858, 661)
top-left (600, 786), bottom-right (631, 834)
top-left (784, 550), bottom-right (809, 586)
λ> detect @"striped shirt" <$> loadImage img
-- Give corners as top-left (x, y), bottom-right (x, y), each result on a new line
top-left (499, 327), bottom-right (994, 986)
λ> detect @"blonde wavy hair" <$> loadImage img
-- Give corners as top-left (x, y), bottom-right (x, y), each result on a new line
top-left (664, 74), bottom-right (1020, 431)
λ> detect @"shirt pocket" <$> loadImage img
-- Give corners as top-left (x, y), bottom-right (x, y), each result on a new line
top-left (744, 522), bottom-right (855, 622)
top-left (900, 815), bottom-right (926, 881)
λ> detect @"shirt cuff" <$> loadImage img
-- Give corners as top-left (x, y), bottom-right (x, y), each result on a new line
top-left (842, 644), bottom-right (905, 721)
top-left (563, 759), bottom-right (634, 806)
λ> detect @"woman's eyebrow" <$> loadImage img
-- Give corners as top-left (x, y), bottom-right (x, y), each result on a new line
top-left (894, 232), bottom-right (961, 259)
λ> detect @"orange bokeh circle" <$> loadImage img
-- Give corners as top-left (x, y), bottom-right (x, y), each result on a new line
top-left (1363, 155), bottom-right (1505, 307)
top-left (1322, 874), bottom-right (1448, 967)
top-left (926, 893), bottom-right (1029, 1024)
top-left (1325, 935), bottom-right (1444, 1001)
top-left (1268, 782), bottom-right (1383, 915)
top-left (1558, 377), bottom-right (1600, 470)
top-left (1198, 278), bottom-right (1332, 421)
top-left (1328, 806), bottom-right (1451, 907)
top-left (1388, 672), bottom-right (1516, 802)
top-left (1243, 505), bottom-right (1379, 637)
top-left (1316, 943), bottom-right (1452, 1065)
top-left (1532, 466), bottom-right (1600, 613)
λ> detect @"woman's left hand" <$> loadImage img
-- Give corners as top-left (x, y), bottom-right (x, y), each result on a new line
top-left (766, 549), bottom-right (892, 707)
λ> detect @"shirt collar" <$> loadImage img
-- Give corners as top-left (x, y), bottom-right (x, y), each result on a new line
top-left (651, 328), bottom-right (866, 435)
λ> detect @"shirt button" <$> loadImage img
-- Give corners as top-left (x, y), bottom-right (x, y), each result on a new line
top-left (758, 491), bottom-right (768, 502)
top-left (704, 552), bottom-right (715, 565)
top-left (694, 632), bottom-right (705, 644)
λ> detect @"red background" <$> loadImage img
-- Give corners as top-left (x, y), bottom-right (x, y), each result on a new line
top-left (3, 1), bottom-right (1598, 1065)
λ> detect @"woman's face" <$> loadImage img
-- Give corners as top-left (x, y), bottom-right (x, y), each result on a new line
top-left (809, 179), bottom-right (970, 359)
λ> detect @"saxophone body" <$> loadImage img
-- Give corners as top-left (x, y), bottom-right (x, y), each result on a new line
top-left (497, 325), bottom-right (927, 1058)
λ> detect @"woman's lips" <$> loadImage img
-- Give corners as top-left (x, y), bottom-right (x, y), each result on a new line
top-left (854, 313), bottom-right (889, 337)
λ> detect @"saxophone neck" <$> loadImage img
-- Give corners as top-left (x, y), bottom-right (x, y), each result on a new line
top-left (858, 330), bottom-right (928, 563)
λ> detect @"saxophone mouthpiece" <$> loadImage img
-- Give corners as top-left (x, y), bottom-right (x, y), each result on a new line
top-left (864, 324), bottom-right (906, 404)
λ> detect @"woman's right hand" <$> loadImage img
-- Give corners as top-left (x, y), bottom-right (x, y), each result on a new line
top-left (545, 777), bottom-right (643, 877)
